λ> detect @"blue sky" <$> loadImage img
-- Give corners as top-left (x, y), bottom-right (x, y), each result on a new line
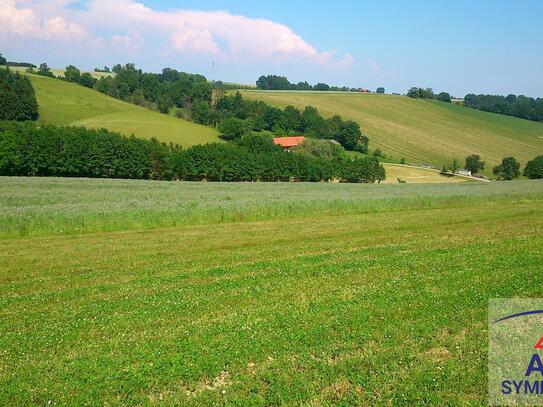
top-left (2, 0), bottom-right (542, 96)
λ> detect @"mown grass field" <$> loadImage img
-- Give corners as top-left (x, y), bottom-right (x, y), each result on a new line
top-left (381, 163), bottom-right (468, 184)
top-left (27, 74), bottom-right (219, 146)
top-left (239, 90), bottom-right (543, 172)
top-left (1, 178), bottom-right (543, 404)
top-left (0, 177), bottom-right (530, 239)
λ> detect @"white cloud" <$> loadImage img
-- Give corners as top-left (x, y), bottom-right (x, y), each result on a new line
top-left (0, 0), bottom-right (87, 42)
top-left (111, 30), bottom-right (143, 53)
top-left (170, 30), bottom-right (220, 55)
top-left (0, 0), bottom-right (354, 67)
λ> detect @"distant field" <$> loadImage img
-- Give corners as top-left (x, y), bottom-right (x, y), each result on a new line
top-left (27, 74), bottom-right (219, 146)
top-left (239, 90), bottom-right (543, 172)
top-left (50, 68), bottom-right (114, 79)
top-left (2, 65), bottom-right (114, 79)
top-left (1, 177), bottom-right (542, 404)
top-left (381, 163), bottom-right (468, 184)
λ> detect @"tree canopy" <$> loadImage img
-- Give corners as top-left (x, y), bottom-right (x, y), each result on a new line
top-left (493, 156), bottom-right (521, 180)
top-left (465, 154), bottom-right (485, 174)
top-left (0, 69), bottom-right (39, 121)
top-left (464, 94), bottom-right (543, 122)
top-left (523, 155), bottom-right (543, 179)
top-left (255, 74), bottom-right (354, 92)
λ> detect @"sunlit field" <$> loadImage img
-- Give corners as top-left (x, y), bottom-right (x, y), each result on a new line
top-left (27, 74), bottom-right (219, 146)
top-left (1, 178), bottom-right (543, 404)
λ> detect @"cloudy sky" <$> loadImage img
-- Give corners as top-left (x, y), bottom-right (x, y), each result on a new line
top-left (1, 0), bottom-right (542, 96)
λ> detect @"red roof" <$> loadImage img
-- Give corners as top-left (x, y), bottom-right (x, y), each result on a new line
top-left (273, 136), bottom-right (305, 148)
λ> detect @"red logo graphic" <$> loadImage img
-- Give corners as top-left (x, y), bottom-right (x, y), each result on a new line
top-left (535, 336), bottom-right (543, 349)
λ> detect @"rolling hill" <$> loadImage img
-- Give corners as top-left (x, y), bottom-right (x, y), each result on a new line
top-left (27, 74), bottom-right (219, 146)
top-left (239, 90), bottom-right (543, 171)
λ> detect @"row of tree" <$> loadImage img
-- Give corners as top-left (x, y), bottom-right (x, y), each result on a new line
top-left (256, 75), bottom-right (384, 93)
top-left (492, 156), bottom-right (543, 180)
top-left (407, 87), bottom-right (452, 102)
top-left (0, 122), bottom-right (385, 183)
top-left (0, 68), bottom-right (39, 121)
top-left (463, 94), bottom-right (543, 122)
top-left (443, 153), bottom-right (543, 180)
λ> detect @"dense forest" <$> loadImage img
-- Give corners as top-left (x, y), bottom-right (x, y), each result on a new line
top-left (0, 122), bottom-right (385, 183)
top-left (463, 94), bottom-right (543, 122)
top-left (0, 68), bottom-right (39, 121)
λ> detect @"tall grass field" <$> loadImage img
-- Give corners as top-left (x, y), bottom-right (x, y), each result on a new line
top-left (27, 74), bottom-right (219, 146)
top-left (239, 90), bottom-right (543, 171)
top-left (1, 178), bottom-right (543, 404)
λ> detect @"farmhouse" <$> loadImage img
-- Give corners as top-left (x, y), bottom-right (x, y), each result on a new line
top-left (273, 136), bottom-right (305, 151)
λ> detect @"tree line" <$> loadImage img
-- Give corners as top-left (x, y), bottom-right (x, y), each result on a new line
top-left (463, 94), bottom-right (543, 122)
top-left (406, 85), bottom-right (543, 123)
top-left (441, 153), bottom-right (543, 180)
top-left (0, 122), bottom-right (385, 183)
top-left (0, 53), bottom-right (35, 68)
top-left (256, 74), bottom-right (384, 93)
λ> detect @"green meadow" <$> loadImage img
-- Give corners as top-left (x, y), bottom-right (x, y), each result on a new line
top-left (239, 90), bottom-right (543, 171)
top-left (1, 177), bottom-right (543, 405)
top-left (27, 74), bottom-right (219, 146)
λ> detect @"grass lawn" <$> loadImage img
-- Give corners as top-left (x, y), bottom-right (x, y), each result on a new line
top-left (26, 74), bottom-right (219, 147)
top-left (1, 178), bottom-right (543, 404)
top-left (238, 90), bottom-right (543, 172)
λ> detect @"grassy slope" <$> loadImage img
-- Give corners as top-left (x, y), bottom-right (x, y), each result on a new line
top-left (1, 178), bottom-right (542, 404)
top-left (28, 74), bottom-right (219, 146)
top-left (239, 90), bottom-right (543, 170)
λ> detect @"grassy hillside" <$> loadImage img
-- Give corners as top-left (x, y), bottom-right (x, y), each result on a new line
top-left (27, 74), bottom-right (219, 146)
top-left (239, 90), bottom-right (543, 171)
top-left (1, 177), bottom-right (543, 404)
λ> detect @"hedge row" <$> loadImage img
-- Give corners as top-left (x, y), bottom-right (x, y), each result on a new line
top-left (0, 122), bottom-right (385, 183)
